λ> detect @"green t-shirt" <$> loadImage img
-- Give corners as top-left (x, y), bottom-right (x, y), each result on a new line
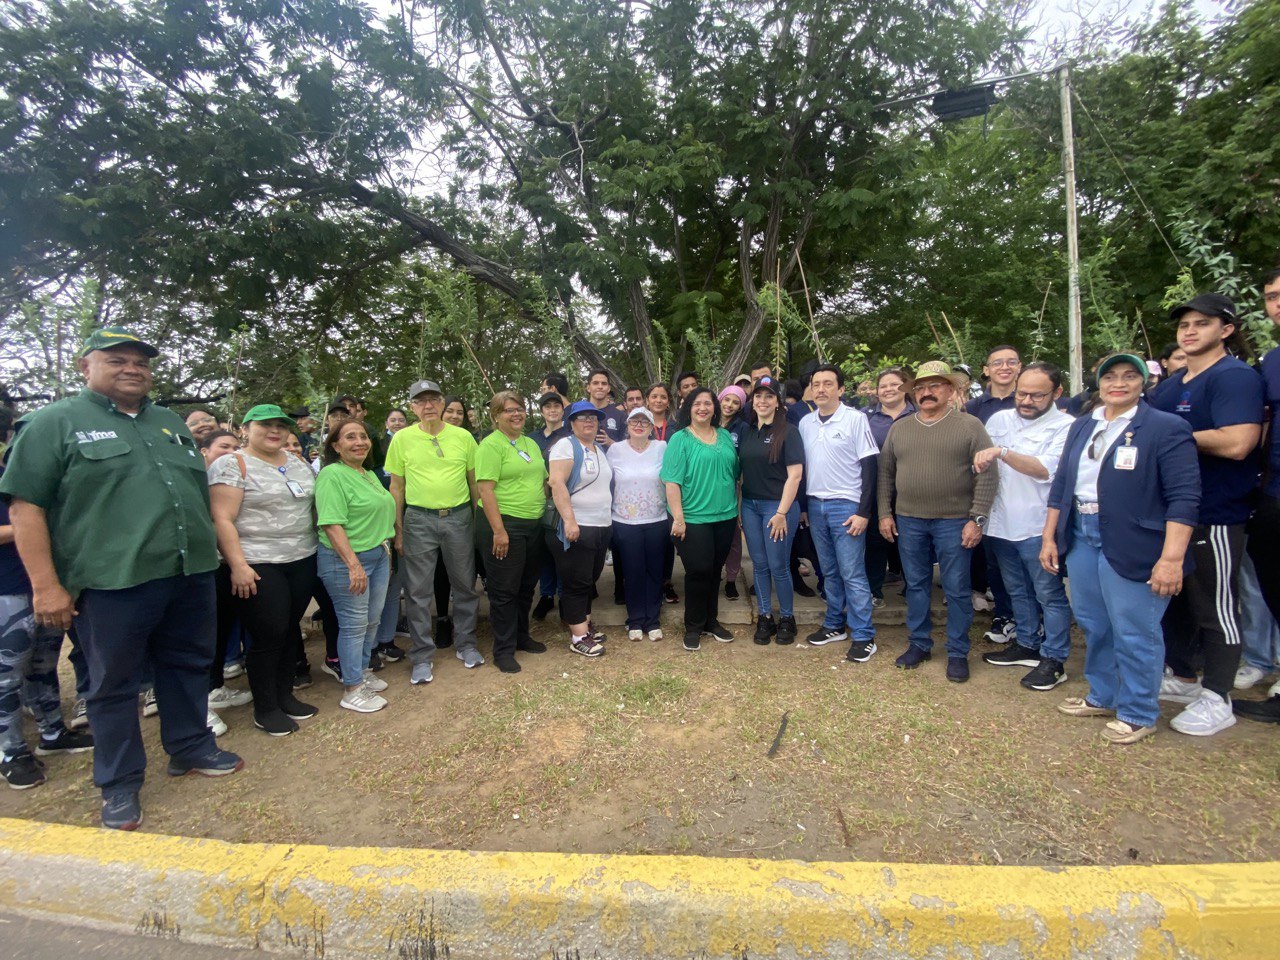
top-left (315, 463), bottom-right (397, 552)
top-left (383, 422), bottom-right (477, 509)
top-left (0, 390), bottom-right (218, 595)
top-left (659, 427), bottom-right (740, 523)
top-left (474, 431), bottom-right (547, 520)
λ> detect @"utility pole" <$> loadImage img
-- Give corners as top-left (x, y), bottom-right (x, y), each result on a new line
top-left (1059, 61), bottom-right (1084, 394)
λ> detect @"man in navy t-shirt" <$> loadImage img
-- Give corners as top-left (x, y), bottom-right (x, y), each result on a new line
top-left (1147, 293), bottom-right (1264, 737)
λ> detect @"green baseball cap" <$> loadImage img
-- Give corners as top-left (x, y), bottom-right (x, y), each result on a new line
top-left (79, 326), bottom-right (159, 358)
top-left (241, 403), bottom-right (297, 427)
top-left (1096, 353), bottom-right (1149, 379)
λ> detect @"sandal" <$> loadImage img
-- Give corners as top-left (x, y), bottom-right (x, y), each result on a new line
top-left (1101, 719), bottom-right (1156, 744)
top-left (1058, 697), bottom-right (1114, 717)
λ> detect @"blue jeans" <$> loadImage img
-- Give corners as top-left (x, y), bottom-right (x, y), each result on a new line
top-left (612, 519), bottom-right (669, 630)
top-left (77, 573), bottom-right (217, 798)
top-left (374, 554), bottom-right (406, 647)
top-left (317, 544), bottom-right (391, 687)
top-left (896, 516), bottom-right (973, 657)
top-left (808, 498), bottom-right (874, 640)
top-left (989, 536), bottom-right (1073, 662)
top-left (741, 499), bottom-right (799, 617)
top-left (1065, 513), bottom-right (1168, 728)
top-left (1238, 552), bottom-right (1280, 673)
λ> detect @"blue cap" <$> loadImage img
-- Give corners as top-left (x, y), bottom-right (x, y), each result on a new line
top-left (566, 400), bottom-right (604, 421)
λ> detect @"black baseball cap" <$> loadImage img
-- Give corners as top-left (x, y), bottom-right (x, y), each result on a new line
top-left (538, 392), bottom-right (564, 409)
top-left (751, 375), bottom-right (784, 399)
top-left (1170, 293), bottom-right (1238, 324)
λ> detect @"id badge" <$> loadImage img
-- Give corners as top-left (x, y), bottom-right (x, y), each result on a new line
top-left (1114, 447), bottom-right (1138, 471)
top-left (517, 449), bottom-right (532, 463)
top-left (285, 479), bottom-right (308, 498)
top-left (583, 456), bottom-right (598, 476)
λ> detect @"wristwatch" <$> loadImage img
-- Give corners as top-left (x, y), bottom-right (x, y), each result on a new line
top-left (971, 515), bottom-right (988, 528)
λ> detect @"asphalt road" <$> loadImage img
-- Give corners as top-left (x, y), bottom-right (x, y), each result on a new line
top-left (0, 912), bottom-right (266, 959)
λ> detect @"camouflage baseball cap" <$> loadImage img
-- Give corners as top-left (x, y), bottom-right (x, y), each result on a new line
top-left (79, 327), bottom-right (160, 358)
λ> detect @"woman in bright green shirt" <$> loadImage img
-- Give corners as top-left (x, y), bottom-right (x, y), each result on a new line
top-left (475, 391), bottom-right (549, 674)
top-left (315, 419), bottom-right (396, 714)
top-left (660, 387), bottom-right (741, 651)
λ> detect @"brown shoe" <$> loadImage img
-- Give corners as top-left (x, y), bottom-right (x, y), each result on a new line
top-left (1101, 719), bottom-right (1156, 744)
top-left (1057, 697), bottom-right (1114, 717)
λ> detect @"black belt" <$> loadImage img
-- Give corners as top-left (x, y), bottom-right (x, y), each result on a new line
top-left (407, 501), bottom-right (471, 518)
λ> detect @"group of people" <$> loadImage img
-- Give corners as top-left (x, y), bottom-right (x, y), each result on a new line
top-left (2, 273), bottom-right (1280, 831)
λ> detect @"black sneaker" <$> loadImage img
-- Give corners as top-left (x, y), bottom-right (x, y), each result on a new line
top-left (683, 632), bottom-right (701, 651)
top-left (793, 578), bottom-right (817, 598)
top-left (1021, 658), bottom-right (1067, 691)
top-left (436, 616), bottom-right (455, 649)
top-left (895, 646), bottom-right (932, 669)
top-left (376, 642), bottom-right (406, 663)
top-left (101, 792), bottom-right (142, 830)
top-left (516, 637), bottom-right (548, 653)
top-left (495, 654), bottom-right (522, 674)
top-left (254, 710), bottom-right (299, 737)
top-left (320, 657), bottom-right (342, 681)
top-left (754, 615), bottom-right (777, 645)
top-left (702, 622), bottom-right (734, 643)
top-left (806, 627), bottom-right (847, 646)
top-left (725, 581), bottom-right (740, 601)
top-left (293, 664), bottom-right (313, 690)
top-left (34, 729), bottom-right (94, 756)
top-left (663, 582), bottom-right (679, 604)
top-left (982, 642), bottom-right (1041, 668)
top-left (946, 656), bottom-right (970, 683)
top-left (280, 696), bottom-right (318, 720)
top-left (776, 616), bottom-right (798, 645)
top-left (368, 648), bottom-right (385, 672)
top-left (532, 595), bottom-right (555, 621)
top-left (2, 753), bottom-right (46, 790)
top-left (167, 747), bottom-right (245, 778)
top-left (846, 640), bottom-right (878, 663)
top-left (984, 616), bottom-right (1017, 644)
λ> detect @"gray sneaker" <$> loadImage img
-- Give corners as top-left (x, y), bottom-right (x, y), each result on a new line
top-left (410, 662), bottom-right (434, 685)
top-left (456, 647), bottom-right (485, 669)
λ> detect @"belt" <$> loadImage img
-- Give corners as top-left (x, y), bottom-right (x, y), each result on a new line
top-left (407, 501), bottom-right (471, 518)
top-left (1074, 499), bottom-right (1100, 515)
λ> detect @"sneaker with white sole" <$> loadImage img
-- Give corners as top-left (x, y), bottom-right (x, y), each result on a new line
top-left (628, 629), bottom-right (644, 641)
top-left (456, 647), bottom-right (485, 669)
top-left (341, 687), bottom-right (388, 713)
top-left (1158, 667), bottom-right (1203, 704)
top-left (570, 635), bottom-right (605, 657)
top-left (1234, 663), bottom-right (1270, 690)
top-left (207, 709), bottom-right (228, 737)
top-left (648, 628), bottom-right (663, 641)
top-left (208, 686), bottom-right (253, 710)
top-left (1170, 689), bottom-right (1237, 737)
top-left (140, 688), bottom-right (158, 717)
top-left (223, 661), bottom-right (244, 680)
top-left (67, 699), bottom-right (89, 731)
top-left (361, 670), bottom-right (388, 693)
top-left (805, 627), bottom-right (847, 646)
top-left (410, 662), bottom-right (434, 685)
top-left (983, 617), bottom-right (1017, 645)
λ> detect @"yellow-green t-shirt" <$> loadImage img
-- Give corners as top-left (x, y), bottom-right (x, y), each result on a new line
top-left (474, 431), bottom-right (547, 520)
top-left (314, 462), bottom-right (396, 552)
top-left (383, 422), bottom-right (476, 509)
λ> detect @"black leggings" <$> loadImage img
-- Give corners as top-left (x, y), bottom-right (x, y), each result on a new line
top-left (233, 554), bottom-right (316, 717)
top-left (551, 525), bottom-right (611, 626)
top-left (676, 518), bottom-right (737, 632)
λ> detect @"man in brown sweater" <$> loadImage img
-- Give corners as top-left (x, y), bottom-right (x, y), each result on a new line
top-left (878, 361), bottom-right (998, 683)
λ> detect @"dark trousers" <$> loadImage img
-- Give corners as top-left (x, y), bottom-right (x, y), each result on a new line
top-left (213, 565), bottom-right (234, 690)
top-left (971, 540), bottom-right (1013, 620)
top-left (865, 525), bottom-right (891, 598)
top-left (613, 519), bottom-right (670, 631)
top-left (676, 518), bottom-right (737, 632)
top-left (551, 525), bottom-right (612, 625)
top-left (478, 515), bottom-right (545, 658)
top-left (611, 527), bottom-right (627, 600)
top-left (232, 555), bottom-right (316, 719)
top-left (77, 572), bottom-right (217, 798)
top-left (1248, 495), bottom-right (1280, 625)
top-left (1164, 523), bottom-right (1245, 698)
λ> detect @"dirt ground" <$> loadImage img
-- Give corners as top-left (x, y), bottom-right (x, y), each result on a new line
top-left (2, 612), bottom-right (1278, 866)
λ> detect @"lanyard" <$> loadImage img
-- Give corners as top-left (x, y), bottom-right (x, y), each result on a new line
top-left (509, 438), bottom-right (532, 463)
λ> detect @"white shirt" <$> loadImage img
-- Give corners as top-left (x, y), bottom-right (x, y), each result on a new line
top-left (606, 440), bottom-right (668, 524)
top-left (986, 407), bottom-right (1074, 541)
top-left (550, 437), bottom-right (613, 527)
top-left (797, 404), bottom-right (879, 501)
top-left (1073, 405), bottom-right (1138, 503)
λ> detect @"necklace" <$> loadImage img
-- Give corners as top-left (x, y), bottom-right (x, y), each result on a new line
top-left (915, 408), bottom-right (953, 428)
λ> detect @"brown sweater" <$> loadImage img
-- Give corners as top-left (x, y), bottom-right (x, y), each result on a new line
top-left (878, 410), bottom-right (997, 520)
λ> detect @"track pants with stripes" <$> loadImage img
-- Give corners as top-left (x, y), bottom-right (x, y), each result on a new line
top-left (1161, 522), bottom-right (1244, 699)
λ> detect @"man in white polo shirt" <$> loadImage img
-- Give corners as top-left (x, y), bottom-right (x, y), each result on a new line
top-left (797, 364), bottom-right (881, 662)
top-left (974, 363), bottom-right (1075, 690)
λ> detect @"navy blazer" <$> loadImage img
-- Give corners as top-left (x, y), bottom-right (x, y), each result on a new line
top-left (1047, 401), bottom-right (1200, 582)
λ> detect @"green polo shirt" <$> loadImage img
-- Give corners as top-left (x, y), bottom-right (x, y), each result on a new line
top-left (315, 463), bottom-right (396, 552)
top-left (383, 421), bottom-right (477, 509)
top-left (474, 430), bottom-right (548, 520)
top-left (0, 390), bottom-right (219, 595)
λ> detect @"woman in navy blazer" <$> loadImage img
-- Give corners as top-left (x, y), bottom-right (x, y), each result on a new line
top-left (1040, 353), bottom-right (1200, 744)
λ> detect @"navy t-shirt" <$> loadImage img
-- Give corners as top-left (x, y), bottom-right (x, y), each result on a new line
top-left (0, 493), bottom-right (31, 595)
top-left (965, 391), bottom-right (1015, 425)
top-left (1261, 347), bottom-right (1280, 498)
top-left (1147, 355), bottom-right (1264, 525)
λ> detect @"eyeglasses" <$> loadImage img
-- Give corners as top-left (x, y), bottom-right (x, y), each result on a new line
top-left (502, 407), bottom-right (524, 416)
top-left (428, 436), bottom-right (445, 458)
top-left (1265, 292), bottom-right (1280, 304)
top-left (987, 359), bottom-right (1020, 368)
top-left (1014, 391), bottom-right (1052, 402)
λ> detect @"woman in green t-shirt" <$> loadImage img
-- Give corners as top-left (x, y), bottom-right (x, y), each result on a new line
top-left (659, 387), bottom-right (741, 652)
top-left (315, 419), bottom-right (397, 715)
top-left (475, 391), bottom-right (550, 674)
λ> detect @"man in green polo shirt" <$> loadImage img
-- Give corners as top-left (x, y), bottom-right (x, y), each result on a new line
top-left (385, 378), bottom-right (483, 683)
top-left (0, 327), bottom-right (243, 830)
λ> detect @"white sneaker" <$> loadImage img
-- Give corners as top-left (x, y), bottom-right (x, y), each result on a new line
top-left (1170, 689), bottom-right (1237, 737)
top-left (628, 629), bottom-right (644, 641)
top-left (207, 709), bottom-right (228, 737)
top-left (67, 699), bottom-right (89, 731)
top-left (208, 686), bottom-right (253, 710)
top-left (341, 688), bottom-right (388, 713)
top-left (971, 591), bottom-right (991, 612)
top-left (223, 661), bottom-right (244, 680)
top-left (1234, 663), bottom-right (1270, 690)
top-left (605, 550), bottom-right (613, 566)
top-left (648, 629), bottom-right (663, 641)
top-left (1270, 678), bottom-right (1280, 698)
top-left (1158, 667), bottom-right (1203, 704)
top-left (361, 670), bottom-right (389, 693)
top-left (141, 688), bottom-right (158, 717)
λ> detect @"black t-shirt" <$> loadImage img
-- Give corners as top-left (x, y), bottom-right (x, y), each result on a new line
top-left (0, 489), bottom-right (30, 595)
top-left (739, 421), bottom-right (805, 501)
top-left (530, 424), bottom-right (570, 462)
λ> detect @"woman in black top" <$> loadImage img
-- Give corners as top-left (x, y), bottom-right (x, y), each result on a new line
top-left (738, 377), bottom-right (805, 644)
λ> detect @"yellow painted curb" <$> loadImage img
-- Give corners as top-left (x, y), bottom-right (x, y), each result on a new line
top-left (0, 816), bottom-right (1277, 958)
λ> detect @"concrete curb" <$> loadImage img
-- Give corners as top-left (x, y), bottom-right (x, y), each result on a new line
top-left (1, 817), bottom-right (1276, 958)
